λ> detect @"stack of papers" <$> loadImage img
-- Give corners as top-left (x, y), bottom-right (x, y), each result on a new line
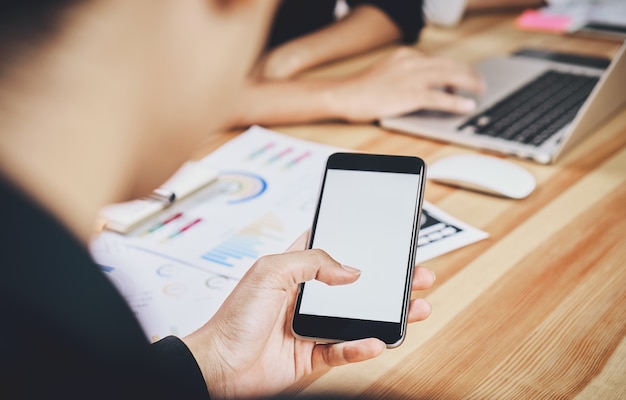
top-left (90, 126), bottom-right (488, 341)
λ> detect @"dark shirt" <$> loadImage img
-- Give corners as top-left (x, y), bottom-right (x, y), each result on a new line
top-left (268, 0), bottom-right (425, 48)
top-left (0, 176), bottom-right (209, 399)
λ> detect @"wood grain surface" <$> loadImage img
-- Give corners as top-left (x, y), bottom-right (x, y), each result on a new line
top-left (202, 11), bottom-right (626, 400)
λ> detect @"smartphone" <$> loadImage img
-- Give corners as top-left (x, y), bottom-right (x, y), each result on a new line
top-left (292, 152), bottom-right (426, 348)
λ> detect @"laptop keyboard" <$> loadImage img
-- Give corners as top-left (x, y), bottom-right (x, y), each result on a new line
top-left (458, 70), bottom-right (599, 146)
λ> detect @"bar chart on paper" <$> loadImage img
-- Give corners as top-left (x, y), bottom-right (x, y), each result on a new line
top-left (201, 214), bottom-right (284, 268)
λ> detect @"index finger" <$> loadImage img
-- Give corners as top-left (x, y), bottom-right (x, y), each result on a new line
top-left (247, 248), bottom-right (361, 291)
top-left (422, 59), bottom-right (486, 94)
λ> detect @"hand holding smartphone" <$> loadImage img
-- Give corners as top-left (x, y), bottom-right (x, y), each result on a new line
top-left (292, 152), bottom-right (426, 348)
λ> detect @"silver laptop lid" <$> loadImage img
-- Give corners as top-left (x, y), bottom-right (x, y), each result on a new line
top-left (552, 40), bottom-right (626, 163)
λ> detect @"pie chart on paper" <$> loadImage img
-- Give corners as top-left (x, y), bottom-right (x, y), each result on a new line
top-left (218, 171), bottom-right (268, 204)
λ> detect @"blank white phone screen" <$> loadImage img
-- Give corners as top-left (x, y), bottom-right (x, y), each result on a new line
top-left (299, 168), bottom-right (421, 323)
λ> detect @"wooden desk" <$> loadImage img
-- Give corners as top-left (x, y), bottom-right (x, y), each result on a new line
top-left (206, 12), bottom-right (626, 400)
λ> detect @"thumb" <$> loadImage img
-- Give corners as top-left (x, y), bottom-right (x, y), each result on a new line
top-left (312, 338), bottom-right (386, 368)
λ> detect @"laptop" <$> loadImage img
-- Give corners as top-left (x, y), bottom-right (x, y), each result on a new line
top-left (379, 40), bottom-right (626, 164)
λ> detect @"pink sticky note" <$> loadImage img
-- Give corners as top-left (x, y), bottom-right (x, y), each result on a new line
top-left (515, 9), bottom-right (572, 33)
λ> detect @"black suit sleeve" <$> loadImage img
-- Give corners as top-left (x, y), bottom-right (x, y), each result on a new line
top-left (151, 336), bottom-right (211, 398)
top-left (348, 0), bottom-right (425, 43)
top-left (267, 0), bottom-right (338, 48)
top-left (267, 0), bottom-right (425, 49)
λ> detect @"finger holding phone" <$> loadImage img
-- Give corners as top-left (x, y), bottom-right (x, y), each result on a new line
top-left (183, 212), bottom-right (434, 399)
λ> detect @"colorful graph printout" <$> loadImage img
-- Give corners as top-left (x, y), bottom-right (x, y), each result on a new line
top-left (119, 126), bottom-right (341, 279)
top-left (91, 125), bottom-right (488, 341)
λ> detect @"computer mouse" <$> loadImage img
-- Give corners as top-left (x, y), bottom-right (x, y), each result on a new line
top-left (427, 154), bottom-right (536, 199)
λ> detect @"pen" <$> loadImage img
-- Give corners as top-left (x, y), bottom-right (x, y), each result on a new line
top-left (146, 188), bottom-right (176, 204)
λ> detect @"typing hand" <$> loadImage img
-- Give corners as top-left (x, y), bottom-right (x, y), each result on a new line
top-left (329, 47), bottom-right (486, 122)
top-left (183, 231), bottom-right (435, 399)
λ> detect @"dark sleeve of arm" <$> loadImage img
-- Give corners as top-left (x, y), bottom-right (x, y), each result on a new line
top-left (347, 0), bottom-right (425, 43)
top-left (151, 336), bottom-right (211, 399)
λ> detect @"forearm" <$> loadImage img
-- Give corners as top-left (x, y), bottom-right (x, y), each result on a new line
top-left (225, 79), bottom-right (344, 128)
top-left (227, 47), bottom-right (485, 129)
top-left (266, 5), bottom-right (402, 79)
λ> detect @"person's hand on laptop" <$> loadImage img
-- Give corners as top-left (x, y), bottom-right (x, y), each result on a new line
top-left (326, 47), bottom-right (486, 123)
top-left (224, 47), bottom-right (485, 129)
top-left (182, 231), bottom-right (435, 400)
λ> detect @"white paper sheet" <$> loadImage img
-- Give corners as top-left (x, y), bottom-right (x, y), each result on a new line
top-left (90, 125), bottom-right (488, 340)
top-left (91, 231), bottom-right (238, 342)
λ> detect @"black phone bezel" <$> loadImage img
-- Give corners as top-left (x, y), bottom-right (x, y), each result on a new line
top-left (291, 152), bottom-right (426, 348)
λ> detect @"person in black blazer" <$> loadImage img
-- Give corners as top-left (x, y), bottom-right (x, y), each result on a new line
top-left (0, 0), bottom-right (435, 398)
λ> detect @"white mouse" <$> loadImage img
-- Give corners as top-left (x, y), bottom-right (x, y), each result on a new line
top-left (427, 154), bottom-right (536, 199)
